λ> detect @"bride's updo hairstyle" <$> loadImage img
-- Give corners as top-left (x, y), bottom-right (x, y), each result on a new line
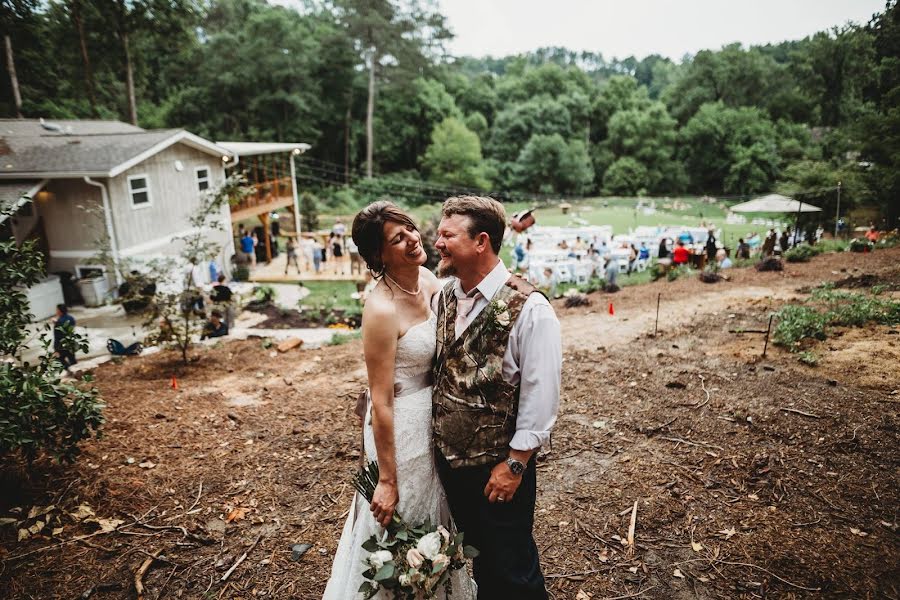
top-left (351, 200), bottom-right (419, 278)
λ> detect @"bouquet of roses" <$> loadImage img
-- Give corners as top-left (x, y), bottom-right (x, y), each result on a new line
top-left (353, 461), bottom-right (479, 599)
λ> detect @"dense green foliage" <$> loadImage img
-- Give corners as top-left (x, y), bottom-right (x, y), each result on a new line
top-left (0, 229), bottom-right (104, 463)
top-left (1, 0), bottom-right (897, 225)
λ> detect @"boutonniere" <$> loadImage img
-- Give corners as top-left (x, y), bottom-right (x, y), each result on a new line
top-left (487, 298), bottom-right (511, 330)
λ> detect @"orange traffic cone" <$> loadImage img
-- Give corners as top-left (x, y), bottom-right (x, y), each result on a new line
top-left (608, 302), bottom-right (615, 316)
top-left (171, 375), bottom-right (178, 390)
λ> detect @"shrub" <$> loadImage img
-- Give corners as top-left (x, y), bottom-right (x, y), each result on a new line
top-left (0, 237), bottom-right (104, 464)
top-left (784, 244), bottom-right (820, 262)
top-left (849, 238), bottom-right (874, 253)
top-left (233, 264), bottom-right (250, 282)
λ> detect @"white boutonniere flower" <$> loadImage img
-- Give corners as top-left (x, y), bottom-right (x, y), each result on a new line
top-left (491, 299), bottom-right (511, 328)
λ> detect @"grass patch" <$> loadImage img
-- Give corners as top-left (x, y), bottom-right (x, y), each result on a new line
top-left (774, 288), bottom-right (900, 352)
top-left (327, 330), bottom-right (362, 346)
top-left (299, 281), bottom-right (360, 311)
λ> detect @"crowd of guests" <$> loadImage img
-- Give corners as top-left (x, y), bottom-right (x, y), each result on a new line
top-left (235, 217), bottom-right (363, 277)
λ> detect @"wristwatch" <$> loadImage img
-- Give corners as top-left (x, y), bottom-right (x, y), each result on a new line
top-left (505, 457), bottom-right (525, 476)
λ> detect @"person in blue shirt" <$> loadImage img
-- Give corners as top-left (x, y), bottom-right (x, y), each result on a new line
top-left (639, 242), bottom-right (650, 261)
top-left (53, 304), bottom-right (77, 368)
top-left (201, 310), bottom-right (229, 340)
top-left (240, 232), bottom-right (255, 266)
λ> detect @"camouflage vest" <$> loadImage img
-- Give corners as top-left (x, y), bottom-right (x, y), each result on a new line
top-left (432, 275), bottom-right (537, 468)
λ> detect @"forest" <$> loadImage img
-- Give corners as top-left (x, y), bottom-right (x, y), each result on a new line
top-left (2, 0), bottom-right (898, 227)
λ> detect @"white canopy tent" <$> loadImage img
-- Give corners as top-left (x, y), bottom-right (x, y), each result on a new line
top-left (730, 194), bottom-right (823, 245)
top-left (729, 194), bottom-right (822, 214)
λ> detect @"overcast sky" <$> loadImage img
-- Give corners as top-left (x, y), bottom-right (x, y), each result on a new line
top-left (438, 0), bottom-right (886, 61)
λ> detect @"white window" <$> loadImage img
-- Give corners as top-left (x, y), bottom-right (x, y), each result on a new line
top-left (195, 166), bottom-right (210, 192)
top-left (128, 174), bottom-right (152, 209)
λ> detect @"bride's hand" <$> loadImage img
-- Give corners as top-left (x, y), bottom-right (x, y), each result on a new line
top-left (370, 480), bottom-right (399, 528)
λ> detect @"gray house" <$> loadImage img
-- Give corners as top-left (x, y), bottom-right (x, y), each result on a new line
top-left (0, 119), bottom-right (235, 298)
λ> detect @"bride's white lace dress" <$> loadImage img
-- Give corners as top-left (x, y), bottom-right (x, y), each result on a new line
top-left (323, 312), bottom-right (475, 599)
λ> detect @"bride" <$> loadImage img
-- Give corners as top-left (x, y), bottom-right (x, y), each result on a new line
top-left (323, 201), bottom-right (475, 599)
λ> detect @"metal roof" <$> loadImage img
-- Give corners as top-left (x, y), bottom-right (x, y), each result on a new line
top-left (216, 141), bottom-right (311, 157)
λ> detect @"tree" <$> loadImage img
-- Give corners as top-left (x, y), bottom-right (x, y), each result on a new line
top-left (0, 0), bottom-right (37, 118)
top-left (333, 0), bottom-right (451, 178)
top-left (512, 133), bottom-right (593, 195)
top-left (606, 102), bottom-right (684, 193)
top-left (0, 205), bottom-right (103, 463)
top-left (142, 174), bottom-right (251, 364)
top-left (421, 117), bottom-right (491, 190)
top-left (464, 111), bottom-right (488, 141)
top-left (602, 156), bottom-right (648, 196)
top-left (858, 0), bottom-right (900, 228)
top-left (299, 191), bottom-right (320, 231)
top-left (590, 75), bottom-right (649, 142)
top-left (679, 102), bottom-right (780, 194)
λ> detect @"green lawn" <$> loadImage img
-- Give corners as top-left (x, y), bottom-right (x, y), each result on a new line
top-left (299, 280), bottom-right (360, 310)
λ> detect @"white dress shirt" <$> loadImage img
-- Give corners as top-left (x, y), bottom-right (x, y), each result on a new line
top-left (443, 260), bottom-right (561, 452)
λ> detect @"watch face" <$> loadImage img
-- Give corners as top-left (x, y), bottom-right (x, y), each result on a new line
top-left (507, 458), bottom-right (525, 475)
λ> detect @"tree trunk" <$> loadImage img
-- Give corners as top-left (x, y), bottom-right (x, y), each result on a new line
top-left (72, 0), bottom-right (99, 117)
top-left (3, 34), bottom-right (23, 118)
top-left (365, 50), bottom-right (375, 179)
top-left (344, 101), bottom-right (351, 184)
top-left (122, 28), bottom-right (137, 125)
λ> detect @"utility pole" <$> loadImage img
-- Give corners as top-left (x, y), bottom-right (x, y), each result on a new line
top-left (834, 181), bottom-right (842, 238)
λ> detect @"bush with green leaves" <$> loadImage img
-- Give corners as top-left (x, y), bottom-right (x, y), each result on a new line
top-left (784, 244), bottom-right (820, 262)
top-left (849, 238), bottom-right (874, 253)
top-left (0, 236), bottom-right (104, 464)
top-left (773, 305), bottom-right (828, 349)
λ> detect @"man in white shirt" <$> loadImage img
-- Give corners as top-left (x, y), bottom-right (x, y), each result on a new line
top-left (432, 195), bottom-right (561, 599)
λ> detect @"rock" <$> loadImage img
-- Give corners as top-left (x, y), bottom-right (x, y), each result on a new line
top-left (827, 379), bottom-right (838, 386)
top-left (206, 518), bottom-right (227, 537)
top-left (277, 338), bottom-right (303, 353)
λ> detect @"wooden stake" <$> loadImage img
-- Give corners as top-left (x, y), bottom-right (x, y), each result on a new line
top-left (762, 314), bottom-right (774, 357)
top-left (654, 293), bottom-right (661, 336)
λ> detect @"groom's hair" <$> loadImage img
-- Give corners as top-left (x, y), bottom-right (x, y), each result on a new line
top-left (441, 196), bottom-right (506, 255)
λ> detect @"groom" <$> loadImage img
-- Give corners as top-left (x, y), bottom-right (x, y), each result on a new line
top-left (432, 196), bottom-right (561, 599)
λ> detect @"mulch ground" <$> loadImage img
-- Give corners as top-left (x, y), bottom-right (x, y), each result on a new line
top-left (1, 248), bottom-right (898, 599)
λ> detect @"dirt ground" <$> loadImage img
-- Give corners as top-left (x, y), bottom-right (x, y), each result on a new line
top-left (1, 248), bottom-right (899, 600)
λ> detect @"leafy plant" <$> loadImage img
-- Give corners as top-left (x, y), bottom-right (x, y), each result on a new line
top-left (797, 351), bottom-right (818, 366)
top-left (0, 233), bottom-right (104, 464)
top-left (773, 305), bottom-right (828, 349)
top-left (849, 238), bottom-right (874, 253)
top-left (784, 244), bottom-right (820, 262)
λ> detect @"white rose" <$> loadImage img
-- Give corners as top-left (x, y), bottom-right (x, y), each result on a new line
top-left (495, 311), bottom-right (510, 327)
top-left (399, 573), bottom-right (411, 586)
top-left (406, 547), bottom-right (424, 569)
top-left (432, 553), bottom-right (450, 573)
top-left (367, 549), bottom-right (393, 570)
top-left (437, 525), bottom-right (451, 545)
top-left (416, 531), bottom-right (443, 560)
top-left (494, 299), bottom-right (508, 311)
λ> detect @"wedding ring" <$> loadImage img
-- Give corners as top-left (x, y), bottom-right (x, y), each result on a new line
top-left (498, 496), bottom-right (505, 502)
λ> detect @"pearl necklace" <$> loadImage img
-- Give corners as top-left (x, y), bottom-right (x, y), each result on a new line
top-left (384, 272), bottom-right (421, 296)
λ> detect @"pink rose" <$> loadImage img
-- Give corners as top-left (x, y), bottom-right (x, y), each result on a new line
top-left (406, 548), bottom-right (424, 569)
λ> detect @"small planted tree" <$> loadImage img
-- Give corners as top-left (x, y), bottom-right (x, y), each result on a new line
top-left (142, 174), bottom-right (251, 365)
top-left (0, 212), bottom-right (104, 464)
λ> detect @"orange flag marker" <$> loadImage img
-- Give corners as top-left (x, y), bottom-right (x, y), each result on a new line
top-left (608, 302), bottom-right (615, 316)
top-left (171, 375), bottom-right (178, 390)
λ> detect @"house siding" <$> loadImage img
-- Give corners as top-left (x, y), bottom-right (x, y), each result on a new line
top-left (40, 179), bottom-right (108, 275)
top-left (108, 143), bottom-right (230, 258)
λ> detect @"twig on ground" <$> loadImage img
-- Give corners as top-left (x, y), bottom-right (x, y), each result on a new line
top-left (134, 548), bottom-right (162, 600)
top-left (779, 407), bottom-right (821, 419)
top-left (718, 560), bottom-right (821, 591)
top-left (600, 586), bottom-right (658, 600)
top-left (694, 374), bottom-right (711, 408)
top-left (545, 567), bottom-right (608, 579)
top-left (626, 500), bottom-right (638, 559)
top-left (187, 481), bottom-right (204, 513)
top-left (221, 534), bottom-right (263, 582)
top-left (659, 436), bottom-right (724, 451)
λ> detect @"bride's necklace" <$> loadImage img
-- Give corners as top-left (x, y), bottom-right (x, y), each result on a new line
top-left (384, 272), bottom-right (420, 296)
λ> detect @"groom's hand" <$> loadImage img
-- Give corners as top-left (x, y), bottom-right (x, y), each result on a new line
top-left (484, 462), bottom-right (521, 503)
top-left (484, 450), bottom-right (533, 503)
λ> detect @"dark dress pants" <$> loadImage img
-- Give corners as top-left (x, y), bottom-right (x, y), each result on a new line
top-left (436, 451), bottom-right (547, 600)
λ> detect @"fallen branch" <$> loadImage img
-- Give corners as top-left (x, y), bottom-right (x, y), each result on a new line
top-left (221, 534), bottom-right (263, 582)
top-left (718, 560), bottom-right (821, 591)
top-left (600, 586), bottom-right (658, 600)
top-left (187, 481), bottom-right (204, 513)
top-left (659, 436), bottom-right (724, 451)
top-left (779, 407), bottom-right (821, 419)
top-left (134, 549), bottom-right (161, 600)
top-left (626, 500), bottom-right (638, 559)
top-left (694, 374), bottom-right (711, 409)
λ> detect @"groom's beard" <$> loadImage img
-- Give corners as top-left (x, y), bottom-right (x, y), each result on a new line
top-left (437, 258), bottom-right (457, 278)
